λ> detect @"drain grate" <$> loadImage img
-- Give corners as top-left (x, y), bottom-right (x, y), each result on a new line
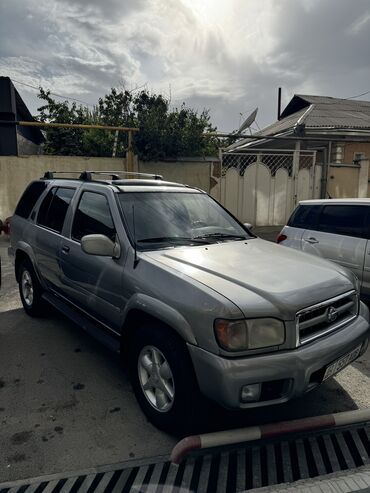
top-left (1, 423), bottom-right (370, 493)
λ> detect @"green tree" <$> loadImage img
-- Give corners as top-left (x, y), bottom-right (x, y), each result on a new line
top-left (37, 87), bottom-right (219, 160)
top-left (37, 88), bottom-right (87, 155)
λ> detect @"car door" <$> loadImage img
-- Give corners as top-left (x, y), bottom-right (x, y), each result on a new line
top-left (34, 186), bottom-right (76, 290)
top-left (301, 204), bottom-right (368, 285)
top-left (59, 188), bottom-right (124, 330)
top-left (279, 204), bottom-right (322, 249)
top-left (359, 209), bottom-right (370, 298)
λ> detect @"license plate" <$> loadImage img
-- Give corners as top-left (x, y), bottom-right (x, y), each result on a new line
top-left (323, 345), bottom-right (362, 381)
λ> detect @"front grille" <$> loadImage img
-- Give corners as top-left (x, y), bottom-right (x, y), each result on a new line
top-left (296, 290), bottom-right (358, 346)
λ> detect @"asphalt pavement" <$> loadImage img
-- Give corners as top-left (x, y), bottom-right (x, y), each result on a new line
top-left (1, 231), bottom-right (370, 484)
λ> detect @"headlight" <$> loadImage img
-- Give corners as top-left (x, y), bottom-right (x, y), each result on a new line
top-left (214, 318), bottom-right (285, 351)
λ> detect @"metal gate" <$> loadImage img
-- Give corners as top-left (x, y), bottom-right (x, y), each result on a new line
top-left (220, 149), bottom-right (320, 226)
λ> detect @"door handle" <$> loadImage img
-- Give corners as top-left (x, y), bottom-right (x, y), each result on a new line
top-left (62, 245), bottom-right (70, 254)
top-left (304, 237), bottom-right (319, 244)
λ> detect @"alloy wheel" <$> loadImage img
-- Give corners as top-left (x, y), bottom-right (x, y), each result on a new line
top-left (138, 345), bottom-right (175, 412)
top-left (21, 270), bottom-right (34, 306)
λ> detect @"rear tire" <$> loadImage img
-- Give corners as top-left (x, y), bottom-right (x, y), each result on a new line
top-left (18, 259), bottom-right (46, 317)
top-left (129, 323), bottom-right (200, 434)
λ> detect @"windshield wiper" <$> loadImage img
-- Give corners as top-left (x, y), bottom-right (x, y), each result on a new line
top-left (193, 233), bottom-right (247, 241)
top-left (137, 236), bottom-right (211, 245)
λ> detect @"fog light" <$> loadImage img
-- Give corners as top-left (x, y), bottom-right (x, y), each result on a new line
top-left (240, 383), bottom-right (261, 403)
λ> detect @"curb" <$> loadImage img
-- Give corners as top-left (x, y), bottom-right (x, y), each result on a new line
top-left (171, 408), bottom-right (370, 464)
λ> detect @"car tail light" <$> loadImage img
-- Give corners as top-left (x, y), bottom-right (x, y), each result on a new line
top-left (276, 233), bottom-right (287, 244)
top-left (4, 217), bottom-right (11, 235)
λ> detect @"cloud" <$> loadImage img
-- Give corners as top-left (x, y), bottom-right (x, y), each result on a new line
top-left (0, 0), bottom-right (370, 131)
top-left (57, 0), bottom-right (146, 20)
top-left (348, 11), bottom-right (370, 35)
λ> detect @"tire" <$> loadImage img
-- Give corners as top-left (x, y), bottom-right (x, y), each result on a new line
top-left (18, 259), bottom-right (46, 317)
top-left (129, 324), bottom-right (200, 434)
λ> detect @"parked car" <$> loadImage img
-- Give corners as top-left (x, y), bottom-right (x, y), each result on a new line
top-left (278, 199), bottom-right (370, 301)
top-left (9, 173), bottom-right (370, 432)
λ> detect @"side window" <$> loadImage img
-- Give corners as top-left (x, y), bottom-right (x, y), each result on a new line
top-left (37, 188), bottom-right (56, 227)
top-left (15, 181), bottom-right (47, 218)
top-left (72, 192), bottom-right (116, 242)
top-left (317, 205), bottom-right (368, 238)
top-left (288, 205), bottom-right (321, 230)
top-left (37, 187), bottom-right (75, 233)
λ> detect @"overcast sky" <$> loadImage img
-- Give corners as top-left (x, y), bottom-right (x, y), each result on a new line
top-left (1, 0), bottom-right (370, 131)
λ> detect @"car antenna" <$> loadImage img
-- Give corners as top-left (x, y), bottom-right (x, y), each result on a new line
top-left (132, 204), bottom-right (139, 268)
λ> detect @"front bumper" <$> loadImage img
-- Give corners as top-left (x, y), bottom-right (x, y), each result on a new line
top-left (188, 302), bottom-right (370, 409)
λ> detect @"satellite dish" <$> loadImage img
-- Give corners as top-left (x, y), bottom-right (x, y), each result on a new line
top-left (237, 107), bottom-right (258, 134)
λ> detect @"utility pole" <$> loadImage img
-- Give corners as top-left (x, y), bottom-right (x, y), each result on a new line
top-left (277, 87), bottom-right (282, 121)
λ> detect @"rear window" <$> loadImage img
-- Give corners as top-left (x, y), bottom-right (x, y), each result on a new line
top-left (317, 205), bottom-right (369, 239)
top-left (15, 181), bottom-right (47, 219)
top-left (288, 205), bottom-right (321, 229)
top-left (37, 187), bottom-right (76, 233)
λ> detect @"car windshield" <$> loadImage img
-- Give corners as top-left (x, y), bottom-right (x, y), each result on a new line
top-left (118, 191), bottom-right (252, 248)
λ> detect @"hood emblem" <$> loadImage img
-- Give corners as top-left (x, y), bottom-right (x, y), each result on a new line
top-left (327, 306), bottom-right (338, 323)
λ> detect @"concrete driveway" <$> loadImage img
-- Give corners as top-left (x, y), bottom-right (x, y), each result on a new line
top-left (1, 232), bottom-right (370, 483)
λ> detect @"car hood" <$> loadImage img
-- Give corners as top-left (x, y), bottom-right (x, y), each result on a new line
top-left (144, 238), bottom-right (355, 319)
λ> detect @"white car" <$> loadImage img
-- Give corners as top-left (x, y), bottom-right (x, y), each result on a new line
top-left (278, 199), bottom-right (370, 300)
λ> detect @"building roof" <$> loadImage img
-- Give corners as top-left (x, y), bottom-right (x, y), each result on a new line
top-left (281, 94), bottom-right (370, 129)
top-left (227, 94), bottom-right (370, 152)
top-left (0, 76), bottom-right (44, 145)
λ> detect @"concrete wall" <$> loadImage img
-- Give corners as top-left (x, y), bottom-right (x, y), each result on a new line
top-left (326, 142), bottom-right (370, 198)
top-left (138, 160), bottom-right (215, 192)
top-left (327, 165), bottom-right (360, 198)
top-left (2, 150), bottom-right (370, 227)
top-left (0, 155), bottom-right (127, 220)
top-left (327, 159), bottom-right (369, 199)
top-left (342, 142), bottom-right (370, 164)
top-left (0, 155), bottom-right (218, 221)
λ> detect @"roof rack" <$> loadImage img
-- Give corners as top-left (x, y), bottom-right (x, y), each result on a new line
top-left (42, 170), bottom-right (163, 181)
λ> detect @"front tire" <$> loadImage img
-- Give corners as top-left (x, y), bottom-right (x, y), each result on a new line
top-left (18, 259), bottom-right (46, 317)
top-left (129, 324), bottom-right (200, 434)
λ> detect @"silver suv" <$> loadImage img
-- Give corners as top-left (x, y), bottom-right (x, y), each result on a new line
top-left (9, 172), bottom-right (370, 432)
top-left (278, 199), bottom-right (370, 301)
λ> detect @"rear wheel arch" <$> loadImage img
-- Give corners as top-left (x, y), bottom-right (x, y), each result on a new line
top-left (17, 256), bottom-right (47, 317)
top-left (15, 248), bottom-right (44, 287)
top-left (15, 250), bottom-right (32, 282)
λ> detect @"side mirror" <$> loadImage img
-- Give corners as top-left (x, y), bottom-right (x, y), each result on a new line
top-left (243, 222), bottom-right (253, 231)
top-left (81, 234), bottom-right (121, 258)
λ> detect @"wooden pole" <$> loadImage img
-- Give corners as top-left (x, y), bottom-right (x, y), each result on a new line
top-left (112, 130), bottom-right (119, 158)
top-left (127, 130), bottom-right (133, 172)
